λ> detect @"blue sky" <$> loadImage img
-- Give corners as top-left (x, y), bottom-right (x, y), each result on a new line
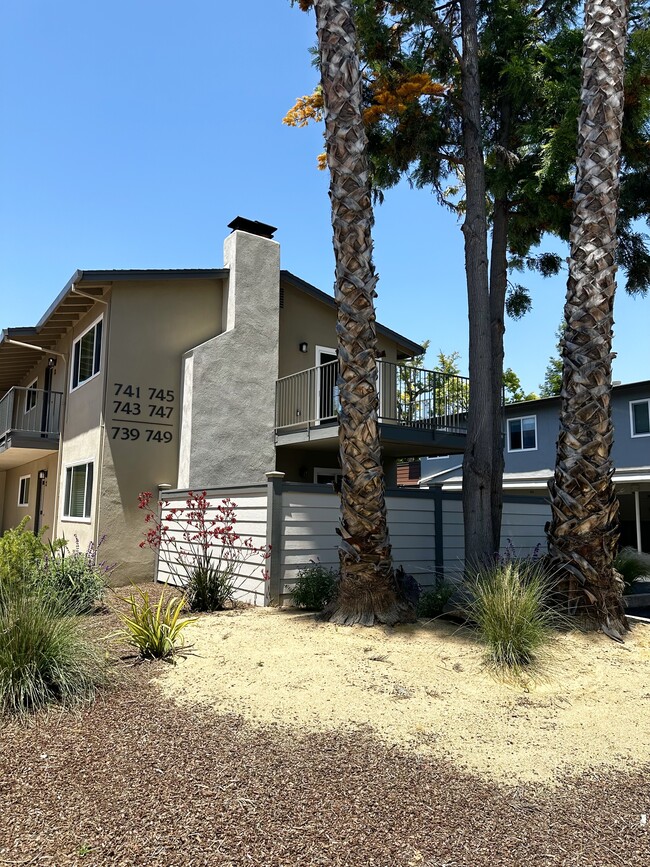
top-left (1, 0), bottom-right (647, 394)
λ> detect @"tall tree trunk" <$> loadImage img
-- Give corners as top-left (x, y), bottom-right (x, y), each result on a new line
top-left (459, 0), bottom-right (495, 565)
top-left (488, 95), bottom-right (513, 556)
top-left (314, 0), bottom-right (416, 626)
top-left (547, 0), bottom-right (629, 636)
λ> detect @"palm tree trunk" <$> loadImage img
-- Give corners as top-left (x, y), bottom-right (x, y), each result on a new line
top-left (548, 0), bottom-right (629, 636)
top-left (313, 0), bottom-right (416, 626)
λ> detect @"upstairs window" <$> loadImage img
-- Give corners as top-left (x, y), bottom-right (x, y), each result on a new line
top-left (508, 415), bottom-right (537, 452)
top-left (71, 317), bottom-right (102, 391)
top-left (18, 475), bottom-right (30, 507)
top-left (630, 400), bottom-right (650, 437)
top-left (25, 379), bottom-right (38, 412)
top-left (63, 462), bottom-right (93, 520)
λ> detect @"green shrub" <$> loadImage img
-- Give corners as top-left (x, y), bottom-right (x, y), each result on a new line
top-left (185, 563), bottom-right (236, 612)
top-left (0, 582), bottom-right (105, 716)
top-left (33, 537), bottom-right (112, 613)
top-left (614, 547), bottom-right (650, 594)
top-left (417, 578), bottom-right (455, 618)
top-left (291, 562), bottom-right (338, 610)
top-left (116, 587), bottom-right (196, 660)
top-left (465, 560), bottom-right (559, 671)
top-left (0, 517), bottom-right (47, 585)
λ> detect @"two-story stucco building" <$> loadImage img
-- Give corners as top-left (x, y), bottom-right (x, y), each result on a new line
top-left (419, 384), bottom-right (650, 553)
top-left (0, 218), bottom-right (469, 582)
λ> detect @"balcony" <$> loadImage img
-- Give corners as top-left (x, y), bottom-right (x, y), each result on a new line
top-left (275, 360), bottom-right (469, 457)
top-left (0, 386), bottom-right (63, 469)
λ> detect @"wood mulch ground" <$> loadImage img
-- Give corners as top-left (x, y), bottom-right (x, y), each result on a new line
top-left (1, 594), bottom-right (649, 867)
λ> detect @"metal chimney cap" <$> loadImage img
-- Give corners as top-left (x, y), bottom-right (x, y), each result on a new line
top-left (228, 217), bottom-right (278, 239)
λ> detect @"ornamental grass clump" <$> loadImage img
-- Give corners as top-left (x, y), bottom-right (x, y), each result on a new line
top-left (465, 560), bottom-right (559, 671)
top-left (0, 582), bottom-right (105, 716)
top-left (116, 587), bottom-right (196, 660)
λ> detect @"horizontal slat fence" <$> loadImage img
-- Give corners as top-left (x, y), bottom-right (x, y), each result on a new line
top-left (157, 480), bottom-right (551, 607)
top-left (155, 486), bottom-right (269, 606)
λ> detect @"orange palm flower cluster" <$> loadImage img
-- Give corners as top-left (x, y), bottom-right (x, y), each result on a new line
top-left (363, 73), bottom-right (446, 124)
top-left (283, 90), bottom-right (324, 127)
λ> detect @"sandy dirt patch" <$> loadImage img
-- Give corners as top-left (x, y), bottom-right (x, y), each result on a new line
top-left (157, 608), bottom-right (650, 785)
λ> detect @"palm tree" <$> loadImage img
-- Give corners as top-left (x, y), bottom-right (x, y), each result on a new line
top-left (547, 0), bottom-right (629, 637)
top-left (311, 0), bottom-right (416, 625)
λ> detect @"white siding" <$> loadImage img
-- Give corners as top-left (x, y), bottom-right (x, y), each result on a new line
top-left (156, 487), bottom-right (269, 606)
top-left (280, 490), bottom-right (340, 597)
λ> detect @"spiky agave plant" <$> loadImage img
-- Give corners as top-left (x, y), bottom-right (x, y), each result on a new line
top-left (115, 587), bottom-right (196, 660)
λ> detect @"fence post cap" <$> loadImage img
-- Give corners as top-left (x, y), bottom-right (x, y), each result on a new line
top-left (265, 471), bottom-right (285, 480)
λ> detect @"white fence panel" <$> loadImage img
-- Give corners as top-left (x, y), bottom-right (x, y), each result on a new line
top-left (156, 487), bottom-right (269, 606)
top-left (280, 488), bottom-right (439, 597)
top-left (280, 489), bottom-right (340, 596)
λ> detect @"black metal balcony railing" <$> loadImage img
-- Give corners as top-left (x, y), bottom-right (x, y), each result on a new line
top-left (275, 360), bottom-right (469, 435)
top-left (0, 386), bottom-right (63, 448)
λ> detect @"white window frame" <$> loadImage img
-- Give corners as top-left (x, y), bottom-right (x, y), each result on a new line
top-left (70, 315), bottom-right (103, 393)
top-left (61, 459), bottom-right (94, 523)
top-left (17, 475), bottom-right (30, 507)
top-left (314, 467), bottom-right (342, 485)
top-left (25, 379), bottom-right (38, 412)
top-left (630, 399), bottom-right (650, 438)
top-left (507, 415), bottom-right (537, 452)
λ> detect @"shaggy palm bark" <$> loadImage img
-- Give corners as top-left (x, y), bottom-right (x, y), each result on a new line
top-left (548, 0), bottom-right (629, 636)
top-left (314, 0), bottom-right (416, 626)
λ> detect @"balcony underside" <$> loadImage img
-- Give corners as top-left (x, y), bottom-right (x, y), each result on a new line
top-left (275, 421), bottom-right (466, 457)
top-left (0, 433), bottom-right (59, 470)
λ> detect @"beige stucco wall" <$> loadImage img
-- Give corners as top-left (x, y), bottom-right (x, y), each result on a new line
top-left (2, 453), bottom-right (59, 542)
top-left (99, 278), bottom-right (223, 583)
top-left (55, 305), bottom-right (108, 551)
top-left (278, 282), bottom-right (399, 380)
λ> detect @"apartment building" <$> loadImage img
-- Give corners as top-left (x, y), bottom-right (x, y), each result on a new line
top-left (0, 218), bottom-right (469, 582)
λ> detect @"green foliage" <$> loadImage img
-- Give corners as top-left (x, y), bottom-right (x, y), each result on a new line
top-left (116, 587), bottom-right (196, 660)
top-left (348, 0), bottom-right (650, 298)
top-left (0, 517), bottom-right (47, 584)
top-left (417, 578), bottom-right (454, 618)
top-left (32, 538), bottom-right (110, 613)
top-left (614, 547), bottom-right (650, 594)
top-left (291, 562), bottom-right (338, 610)
top-left (186, 564), bottom-right (237, 612)
top-left (465, 560), bottom-right (559, 671)
top-left (0, 582), bottom-right (105, 716)
top-left (502, 368), bottom-right (538, 403)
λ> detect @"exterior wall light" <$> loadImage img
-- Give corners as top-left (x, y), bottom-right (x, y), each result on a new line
top-left (299, 342), bottom-right (309, 353)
